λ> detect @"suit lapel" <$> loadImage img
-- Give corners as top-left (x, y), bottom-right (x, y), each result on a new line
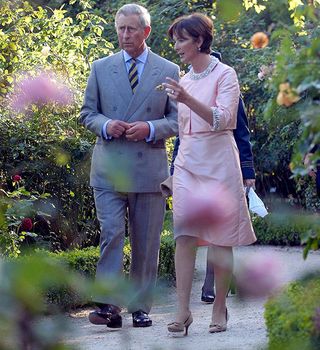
top-left (125, 51), bottom-right (163, 120)
top-left (109, 52), bottom-right (133, 106)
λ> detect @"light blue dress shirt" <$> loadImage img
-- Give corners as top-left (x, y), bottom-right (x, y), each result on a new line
top-left (102, 48), bottom-right (155, 141)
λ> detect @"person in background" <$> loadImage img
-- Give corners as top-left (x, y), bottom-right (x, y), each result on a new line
top-left (80, 3), bottom-right (179, 329)
top-left (164, 13), bottom-right (256, 335)
top-left (170, 52), bottom-right (255, 304)
top-left (304, 144), bottom-right (320, 198)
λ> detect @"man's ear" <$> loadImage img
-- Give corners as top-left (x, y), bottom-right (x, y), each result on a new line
top-left (144, 25), bottom-right (151, 39)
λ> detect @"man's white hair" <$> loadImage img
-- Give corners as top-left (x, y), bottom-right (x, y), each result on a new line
top-left (115, 3), bottom-right (151, 28)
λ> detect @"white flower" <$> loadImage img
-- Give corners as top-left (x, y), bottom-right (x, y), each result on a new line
top-left (41, 46), bottom-right (51, 57)
top-left (258, 71), bottom-right (265, 80)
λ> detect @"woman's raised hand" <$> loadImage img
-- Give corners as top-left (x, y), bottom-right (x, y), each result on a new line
top-left (163, 77), bottom-right (188, 103)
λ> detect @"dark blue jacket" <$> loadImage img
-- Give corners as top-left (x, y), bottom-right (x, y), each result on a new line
top-left (310, 144), bottom-right (320, 197)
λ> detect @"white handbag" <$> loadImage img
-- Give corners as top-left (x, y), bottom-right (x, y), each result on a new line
top-left (247, 188), bottom-right (268, 217)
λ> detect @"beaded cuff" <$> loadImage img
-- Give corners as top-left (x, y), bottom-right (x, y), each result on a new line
top-left (211, 107), bottom-right (220, 131)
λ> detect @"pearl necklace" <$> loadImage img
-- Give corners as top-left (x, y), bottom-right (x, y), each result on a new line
top-left (189, 56), bottom-right (219, 80)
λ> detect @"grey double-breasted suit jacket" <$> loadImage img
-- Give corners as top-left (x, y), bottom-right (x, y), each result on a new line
top-left (80, 50), bottom-right (179, 192)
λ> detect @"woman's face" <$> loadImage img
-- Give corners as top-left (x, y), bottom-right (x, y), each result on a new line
top-left (173, 29), bottom-right (201, 65)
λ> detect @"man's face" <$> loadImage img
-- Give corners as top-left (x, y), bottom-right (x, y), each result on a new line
top-left (116, 14), bottom-right (151, 58)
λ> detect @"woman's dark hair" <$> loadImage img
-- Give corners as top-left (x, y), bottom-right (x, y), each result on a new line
top-left (168, 13), bottom-right (213, 54)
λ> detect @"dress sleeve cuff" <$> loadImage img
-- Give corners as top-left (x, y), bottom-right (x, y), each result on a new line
top-left (210, 107), bottom-right (220, 131)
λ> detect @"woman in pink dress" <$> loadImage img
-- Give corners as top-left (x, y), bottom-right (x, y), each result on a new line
top-left (164, 13), bottom-right (256, 335)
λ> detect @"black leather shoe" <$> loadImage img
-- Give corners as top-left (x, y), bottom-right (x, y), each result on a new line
top-left (132, 310), bottom-right (152, 327)
top-left (201, 288), bottom-right (215, 304)
top-left (89, 304), bottom-right (122, 328)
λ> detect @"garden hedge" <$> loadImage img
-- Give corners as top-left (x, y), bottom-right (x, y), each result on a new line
top-left (264, 273), bottom-right (320, 350)
top-left (45, 230), bottom-right (175, 309)
top-left (253, 214), bottom-right (302, 246)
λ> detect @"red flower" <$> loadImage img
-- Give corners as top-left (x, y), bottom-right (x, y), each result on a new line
top-left (21, 218), bottom-right (33, 231)
top-left (12, 174), bottom-right (22, 182)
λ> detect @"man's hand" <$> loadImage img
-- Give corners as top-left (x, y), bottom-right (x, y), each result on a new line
top-left (107, 120), bottom-right (131, 138)
top-left (125, 121), bottom-right (150, 142)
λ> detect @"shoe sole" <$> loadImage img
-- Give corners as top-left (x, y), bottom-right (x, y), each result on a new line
top-left (132, 322), bottom-right (152, 327)
top-left (88, 313), bottom-right (122, 328)
top-left (201, 300), bottom-right (214, 304)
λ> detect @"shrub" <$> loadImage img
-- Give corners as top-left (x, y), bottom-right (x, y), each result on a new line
top-left (42, 231), bottom-right (175, 309)
top-left (253, 214), bottom-right (301, 246)
top-left (0, 0), bottom-right (112, 252)
top-left (265, 273), bottom-right (320, 350)
top-left (158, 230), bottom-right (175, 281)
top-left (0, 252), bottom-right (93, 349)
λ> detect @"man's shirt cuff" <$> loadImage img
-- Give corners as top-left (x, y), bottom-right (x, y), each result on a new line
top-left (145, 121), bottom-right (155, 142)
top-left (102, 120), bottom-right (112, 139)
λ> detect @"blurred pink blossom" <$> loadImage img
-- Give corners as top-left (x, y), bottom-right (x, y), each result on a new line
top-left (235, 253), bottom-right (284, 299)
top-left (176, 185), bottom-right (235, 231)
top-left (11, 71), bottom-right (73, 112)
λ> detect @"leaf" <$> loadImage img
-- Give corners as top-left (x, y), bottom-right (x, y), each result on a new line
top-left (216, 0), bottom-right (242, 22)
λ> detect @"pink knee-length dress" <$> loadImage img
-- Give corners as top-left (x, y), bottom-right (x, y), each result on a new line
top-left (173, 57), bottom-right (256, 247)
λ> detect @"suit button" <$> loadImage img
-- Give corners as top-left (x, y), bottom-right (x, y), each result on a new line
top-left (137, 152), bottom-right (143, 158)
top-left (146, 107), bottom-right (151, 112)
top-left (113, 106), bottom-right (117, 111)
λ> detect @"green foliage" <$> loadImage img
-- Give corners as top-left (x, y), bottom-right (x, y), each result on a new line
top-left (0, 0), bottom-right (114, 252)
top-left (264, 4), bottom-right (320, 176)
top-left (158, 229), bottom-right (175, 281)
top-left (265, 273), bottom-right (320, 350)
top-left (252, 214), bottom-right (301, 246)
top-left (0, 0), bottom-right (319, 259)
top-left (34, 231), bottom-right (175, 309)
top-left (0, 253), bottom-right (92, 349)
top-left (0, 183), bottom-right (53, 257)
top-left (253, 211), bottom-right (320, 258)
top-left (262, 2), bottom-right (320, 257)
top-left (48, 246), bottom-right (100, 278)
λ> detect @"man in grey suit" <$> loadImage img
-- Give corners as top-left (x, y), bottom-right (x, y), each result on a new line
top-left (79, 3), bottom-right (179, 328)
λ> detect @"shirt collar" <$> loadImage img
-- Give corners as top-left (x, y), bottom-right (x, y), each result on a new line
top-left (123, 47), bottom-right (148, 64)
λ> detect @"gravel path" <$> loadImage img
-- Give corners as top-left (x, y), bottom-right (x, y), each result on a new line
top-left (65, 245), bottom-right (320, 350)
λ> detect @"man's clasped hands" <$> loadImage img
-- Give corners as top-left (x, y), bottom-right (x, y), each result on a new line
top-left (107, 120), bottom-right (150, 142)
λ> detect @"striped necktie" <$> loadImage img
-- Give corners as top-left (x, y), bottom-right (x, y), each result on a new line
top-left (128, 58), bottom-right (138, 93)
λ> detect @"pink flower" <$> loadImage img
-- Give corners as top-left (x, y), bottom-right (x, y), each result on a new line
top-left (235, 253), bottom-right (283, 299)
top-left (21, 218), bottom-right (33, 231)
top-left (11, 71), bottom-right (73, 112)
top-left (12, 174), bottom-right (22, 182)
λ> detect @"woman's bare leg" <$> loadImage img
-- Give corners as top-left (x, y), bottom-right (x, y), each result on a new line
top-left (174, 235), bottom-right (198, 323)
top-left (211, 246), bottom-right (233, 325)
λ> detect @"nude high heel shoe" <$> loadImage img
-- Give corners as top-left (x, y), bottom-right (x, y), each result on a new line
top-left (209, 308), bottom-right (229, 333)
top-left (167, 312), bottom-right (193, 336)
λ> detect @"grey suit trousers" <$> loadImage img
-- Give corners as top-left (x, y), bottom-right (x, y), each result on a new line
top-left (93, 188), bottom-right (166, 313)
